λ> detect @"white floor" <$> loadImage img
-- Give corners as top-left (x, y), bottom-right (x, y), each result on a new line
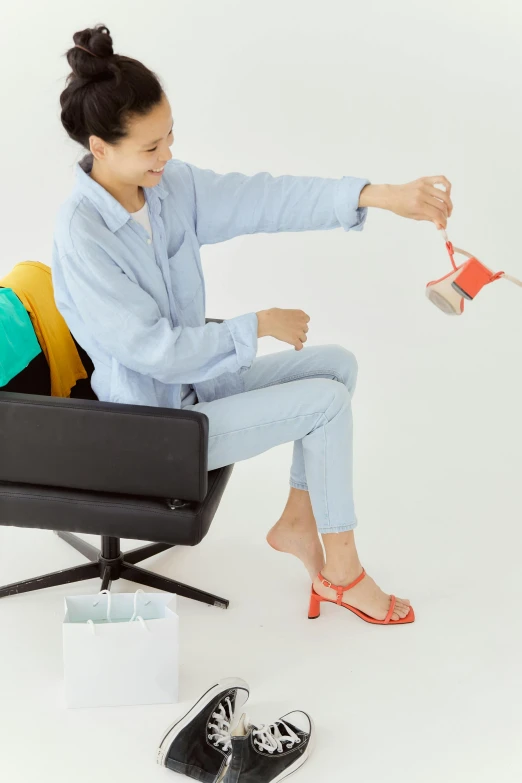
top-left (1, 427), bottom-right (522, 783)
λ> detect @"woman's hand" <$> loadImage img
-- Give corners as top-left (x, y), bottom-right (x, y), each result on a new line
top-left (359, 176), bottom-right (453, 229)
top-left (256, 308), bottom-right (310, 351)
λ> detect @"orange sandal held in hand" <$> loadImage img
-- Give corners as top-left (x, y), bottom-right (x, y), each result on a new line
top-left (308, 569), bottom-right (415, 625)
top-left (425, 228), bottom-right (522, 316)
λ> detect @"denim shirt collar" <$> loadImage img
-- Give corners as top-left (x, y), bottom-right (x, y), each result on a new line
top-left (74, 152), bottom-right (169, 233)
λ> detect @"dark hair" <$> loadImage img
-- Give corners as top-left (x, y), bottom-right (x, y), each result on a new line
top-left (60, 24), bottom-right (165, 149)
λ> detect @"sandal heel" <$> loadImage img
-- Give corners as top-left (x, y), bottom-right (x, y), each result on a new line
top-left (308, 592), bottom-right (321, 620)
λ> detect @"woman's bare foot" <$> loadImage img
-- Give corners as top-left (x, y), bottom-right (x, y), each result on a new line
top-left (268, 491), bottom-right (412, 621)
top-left (267, 487), bottom-right (325, 581)
top-left (267, 517), bottom-right (325, 582)
top-left (314, 569), bottom-right (411, 622)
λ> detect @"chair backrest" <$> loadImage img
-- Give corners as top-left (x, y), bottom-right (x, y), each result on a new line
top-left (0, 287), bottom-right (97, 400)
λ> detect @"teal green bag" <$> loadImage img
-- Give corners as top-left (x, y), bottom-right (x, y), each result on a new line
top-left (0, 288), bottom-right (42, 386)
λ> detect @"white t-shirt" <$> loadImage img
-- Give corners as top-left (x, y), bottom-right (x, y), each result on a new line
top-left (130, 201), bottom-right (153, 238)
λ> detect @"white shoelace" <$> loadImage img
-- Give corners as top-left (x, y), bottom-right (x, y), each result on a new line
top-left (208, 697), bottom-right (234, 752)
top-left (253, 720), bottom-right (301, 754)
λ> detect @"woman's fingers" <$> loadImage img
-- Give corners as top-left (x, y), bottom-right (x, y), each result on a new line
top-left (422, 199), bottom-right (448, 228)
top-left (424, 175), bottom-right (452, 198)
top-left (294, 327), bottom-right (308, 350)
top-left (429, 195), bottom-right (449, 220)
top-left (425, 184), bottom-right (453, 216)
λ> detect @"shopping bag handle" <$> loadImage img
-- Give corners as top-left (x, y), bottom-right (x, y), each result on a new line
top-left (86, 590), bottom-right (151, 633)
top-left (129, 588), bottom-right (151, 623)
top-left (92, 589), bottom-right (112, 622)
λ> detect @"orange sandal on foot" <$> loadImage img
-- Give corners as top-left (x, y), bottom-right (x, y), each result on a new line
top-left (308, 569), bottom-right (415, 625)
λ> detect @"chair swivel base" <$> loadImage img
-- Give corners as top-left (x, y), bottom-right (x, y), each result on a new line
top-left (0, 531), bottom-right (229, 608)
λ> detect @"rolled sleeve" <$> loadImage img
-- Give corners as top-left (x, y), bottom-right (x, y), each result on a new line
top-left (334, 176), bottom-right (371, 232)
top-left (225, 312), bottom-right (259, 370)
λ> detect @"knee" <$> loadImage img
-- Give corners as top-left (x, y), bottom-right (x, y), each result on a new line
top-left (321, 344), bottom-right (358, 394)
top-left (315, 378), bottom-right (351, 421)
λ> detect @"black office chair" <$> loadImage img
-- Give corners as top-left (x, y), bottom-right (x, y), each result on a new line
top-left (0, 314), bottom-right (233, 608)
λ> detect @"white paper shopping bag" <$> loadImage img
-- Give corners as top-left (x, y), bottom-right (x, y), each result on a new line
top-left (63, 589), bottom-right (179, 709)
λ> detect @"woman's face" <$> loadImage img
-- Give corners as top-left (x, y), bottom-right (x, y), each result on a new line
top-left (90, 93), bottom-right (174, 186)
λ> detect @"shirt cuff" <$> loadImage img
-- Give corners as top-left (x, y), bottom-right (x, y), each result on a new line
top-left (334, 176), bottom-right (371, 232)
top-left (225, 312), bottom-right (259, 370)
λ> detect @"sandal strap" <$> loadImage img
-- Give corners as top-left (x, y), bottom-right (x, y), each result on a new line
top-left (317, 568), bottom-right (366, 605)
top-left (384, 596), bottom-right (397, 624)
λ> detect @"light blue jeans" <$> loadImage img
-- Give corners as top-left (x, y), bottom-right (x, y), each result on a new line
top-left (182, 344), bottom-right (358, 534)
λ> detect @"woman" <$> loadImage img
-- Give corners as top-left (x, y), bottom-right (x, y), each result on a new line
top-left (53, 25), bottom-right (453, 626)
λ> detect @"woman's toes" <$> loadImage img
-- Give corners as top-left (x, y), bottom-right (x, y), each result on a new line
top-left (391, 600), bottom-right (410, 619)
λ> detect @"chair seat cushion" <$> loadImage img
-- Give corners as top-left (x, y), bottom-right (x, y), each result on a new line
top-left (0, 465), bottom-right (233, 547)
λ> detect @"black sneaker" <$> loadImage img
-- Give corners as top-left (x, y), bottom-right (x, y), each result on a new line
top-left (157, 677), bottom-right (250, 782)
top-left (222, 710), bottom-right (314, 783)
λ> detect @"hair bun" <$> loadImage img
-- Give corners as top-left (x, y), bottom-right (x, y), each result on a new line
top-left (68, 24), bottom-right (115, 80)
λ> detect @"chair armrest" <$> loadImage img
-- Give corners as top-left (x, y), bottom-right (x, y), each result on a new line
top-left (205, 317), bottom-right (224, 324)
top-left (0, 392), bottom-right (208, 501)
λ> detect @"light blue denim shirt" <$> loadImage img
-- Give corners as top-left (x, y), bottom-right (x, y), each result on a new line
top-left (51, 153), bottom-right (369, 408)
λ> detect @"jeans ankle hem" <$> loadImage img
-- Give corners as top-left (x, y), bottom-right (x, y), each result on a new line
top-left (289, 479), bottom-right (308, 491)
top-left (317, 521), bottom-right (358, 534)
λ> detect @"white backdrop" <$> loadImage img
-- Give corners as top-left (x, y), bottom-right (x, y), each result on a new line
top-left (1, 0), bottom-right (521, 494)
top-left (1, 2), bottom-right (522, 781)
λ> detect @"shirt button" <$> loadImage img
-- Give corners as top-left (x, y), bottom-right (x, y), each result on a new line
top-left (147, 238), bottom-right (152, 244)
